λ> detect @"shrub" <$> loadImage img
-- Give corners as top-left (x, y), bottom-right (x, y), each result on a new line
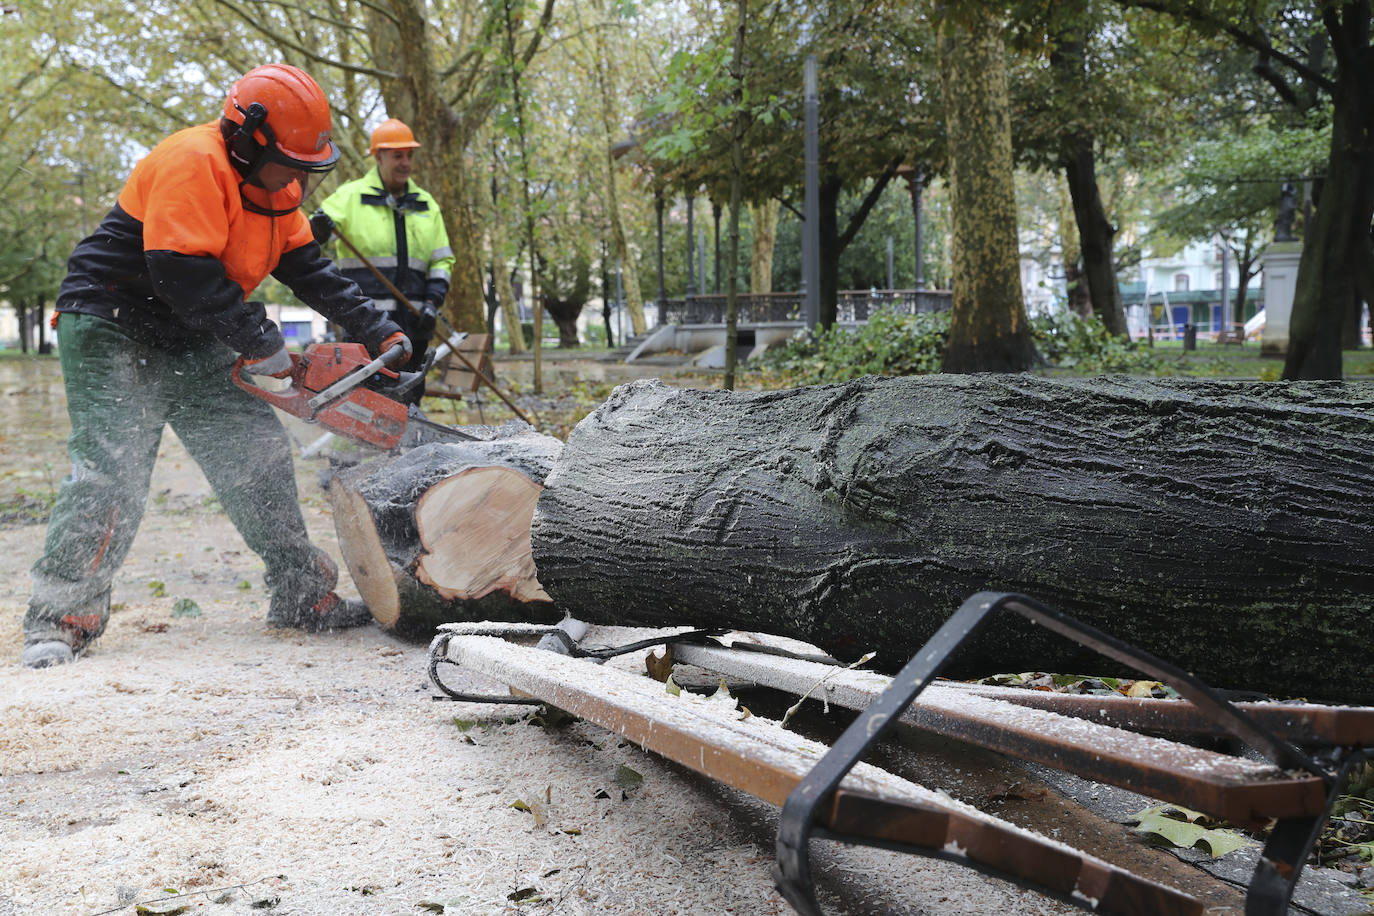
top-left (750, 308), bottom-right (1162, 386)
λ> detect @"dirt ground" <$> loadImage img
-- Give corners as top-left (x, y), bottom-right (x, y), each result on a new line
top-left (0, 354), bottom-right (1358, 916)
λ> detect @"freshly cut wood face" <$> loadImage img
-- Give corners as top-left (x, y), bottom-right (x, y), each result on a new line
top-left (329, 480), bottom-right (401, 626)
top-left (414, 466), bottom-right (550, 603)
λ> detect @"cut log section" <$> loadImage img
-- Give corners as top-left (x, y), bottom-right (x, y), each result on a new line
top-left (530, 376), bottom-right (1374, 703)
top-left (327, 422), bottom-right (564, 639)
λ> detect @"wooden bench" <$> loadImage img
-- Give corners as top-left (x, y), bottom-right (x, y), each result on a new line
top-left (428, 594), bottom-right (1374, 916)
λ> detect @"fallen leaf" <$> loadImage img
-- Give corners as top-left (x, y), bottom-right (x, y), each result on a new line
top-left (645, 648), bottom-right (673, 682)
top-left (171, 598), bottom-right (201, 618)
top-left (416, 902), bottom-right (445, 913)
top-left (1129, 806), bottom-right (1252, 857)
top-left (1123, 680), bottom-right (1164, 698)
top-left (614, 765), bottom-right (643, 790)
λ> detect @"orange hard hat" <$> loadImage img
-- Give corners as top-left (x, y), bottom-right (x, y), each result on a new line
top-left (222, 63), bottom-right (339, 170)
top-left (370, 118), bottom-right (421, 156)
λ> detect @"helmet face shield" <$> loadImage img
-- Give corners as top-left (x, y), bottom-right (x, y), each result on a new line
top-left (235, 115), bottom-right (340, 217)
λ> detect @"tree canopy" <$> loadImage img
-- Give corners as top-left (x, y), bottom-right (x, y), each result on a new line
top-left (1, 0), bottom-right (1368, 372)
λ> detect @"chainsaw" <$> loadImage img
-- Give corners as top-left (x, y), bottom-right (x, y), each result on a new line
top-left (232, 341), bottom-right (475, 450)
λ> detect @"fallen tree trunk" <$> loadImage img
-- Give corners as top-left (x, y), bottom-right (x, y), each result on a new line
top-left (529, 376), bottom-right (1374, 704)
top-left (327, 422), bottom-right (563, 639)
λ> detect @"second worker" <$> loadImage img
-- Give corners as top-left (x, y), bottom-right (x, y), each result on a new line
top-left (313, 118), bottom-right (453, 403)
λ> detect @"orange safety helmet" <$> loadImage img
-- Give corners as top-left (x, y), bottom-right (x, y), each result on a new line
top-left (220, 64), bottom-right (341, 215)
top-left (369, 118), bottom-right (421, 157)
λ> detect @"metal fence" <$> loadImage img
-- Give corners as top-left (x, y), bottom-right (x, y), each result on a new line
top-left (659, 289), bottom-right (952, 326)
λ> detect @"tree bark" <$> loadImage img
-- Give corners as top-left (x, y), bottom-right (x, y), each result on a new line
top-left (592, 1), bottom-right (647, 337)
top-left (530, 376), bottom-right (1374, 704)
top-left (327, 427), bottom-right (563, 639)
top-left (1050, 8), bottom-right (1126, 337)
top-left (748, 200), bottom-right (779, 294)
top-left (1063, 139), bottom-right (1126, 336)
top-left (937, 11), bottom-right (1035, 372)
top-left (487, 189), bottom-right (528, 353)
top-left (1282, 35), bottom-right (1374, 379)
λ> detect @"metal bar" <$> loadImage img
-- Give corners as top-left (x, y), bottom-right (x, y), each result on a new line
top-left (770, 592), bottom-right (1332, 916)
top-left (433, 631), bottom-right (1201, 916)
top-left (1245, 750), bottom-right (1370, 916)
top-left (671, 643), bottom-right (1328, 825)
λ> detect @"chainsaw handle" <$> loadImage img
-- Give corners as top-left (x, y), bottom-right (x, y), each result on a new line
top-left (380, 342), bottom-right (407, 368)
top-left (230, 352), bottom-right (315, 419)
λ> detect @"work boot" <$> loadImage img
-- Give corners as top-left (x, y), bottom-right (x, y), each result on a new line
top-left (267, 591), bottom-right (374, 632)
top-left (20, 612), bottom-right (103, 668)
top-left (22, 641), bottom-right (76, 668)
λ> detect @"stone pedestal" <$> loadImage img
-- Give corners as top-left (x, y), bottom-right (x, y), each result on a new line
top-left (1260, 241), bottom-right (1302, 357)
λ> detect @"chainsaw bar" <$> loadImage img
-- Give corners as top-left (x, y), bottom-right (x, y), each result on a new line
top-left (397, 409), bottom-right (480, 447)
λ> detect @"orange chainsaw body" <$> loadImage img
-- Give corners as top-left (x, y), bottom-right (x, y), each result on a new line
top-left (232, 342), bottom-right (409, 450)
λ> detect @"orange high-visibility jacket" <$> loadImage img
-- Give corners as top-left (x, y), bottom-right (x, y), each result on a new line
top-left (57, 122), bottom-right (395, 357)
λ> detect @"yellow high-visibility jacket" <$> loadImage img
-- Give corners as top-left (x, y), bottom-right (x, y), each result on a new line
top-left (319, 171), bottom-right (453, 314)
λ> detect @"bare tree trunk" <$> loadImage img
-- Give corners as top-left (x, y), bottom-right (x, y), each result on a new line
top-left (937, 10), bottom-right (1035, 372)
top-left (486, 188), bottom-right (528, 353)
top-left (592, 1), bottom-right (647, 336)
top-left (1283, 55), bottom-right (1374, 378)
top-left (748, 200), bottom-right (779, 293)
top-left (1063, 139), bottom-right (1126, 335)
top-left (530, 375), bottom-right (1374, 704)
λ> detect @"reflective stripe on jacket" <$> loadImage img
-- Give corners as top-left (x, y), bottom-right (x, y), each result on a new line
top-left (318, 170), bottom-right (453, 307)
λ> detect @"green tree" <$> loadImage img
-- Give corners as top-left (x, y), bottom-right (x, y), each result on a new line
top-left (1153, 119), bottom-right (1329, 329)
top-left (636, 0), bottom-right (939, 327)
top-left (1123, 1), bottom-right (1374, 378)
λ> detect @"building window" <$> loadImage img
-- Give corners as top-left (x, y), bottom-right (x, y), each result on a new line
top-left (282, 321), bottom-right (313, 341)
top-left (1173, 273), bottom-right (1190, 292)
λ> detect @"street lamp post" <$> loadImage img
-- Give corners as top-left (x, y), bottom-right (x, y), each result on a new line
top-left (655, 189), bottom-right (667, 325)
top-left (686, 192), bottom-right (697, 298)
top-left (802, 55), bottom-right (821, 329)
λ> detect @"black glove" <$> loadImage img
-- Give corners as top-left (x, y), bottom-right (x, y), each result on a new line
top-left (309, 211), bottom-right (334, 246)
top-left (415, 300), bottom-right (438, 339)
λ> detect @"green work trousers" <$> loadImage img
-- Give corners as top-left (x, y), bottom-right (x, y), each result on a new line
top-left (25, 314), bottom-right (334, 646)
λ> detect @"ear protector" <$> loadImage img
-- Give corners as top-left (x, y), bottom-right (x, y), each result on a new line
top-left (225, 102), bottom-right (271, 178)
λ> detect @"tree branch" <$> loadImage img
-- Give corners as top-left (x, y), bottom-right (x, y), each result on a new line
top-left (209, 0), bottom-right (400, 81)
top-left (837, 156), bottom-right (901, 251)
top-left (1252, 50), bottom-right (1301, 108)
top-left (1119, 0), bottom-right (1335, 94)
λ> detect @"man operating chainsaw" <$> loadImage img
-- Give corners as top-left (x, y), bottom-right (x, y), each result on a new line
top-left (20, 64), bottom-right (411, 669)
top-left (310, 117), bottom-right (453, 404)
